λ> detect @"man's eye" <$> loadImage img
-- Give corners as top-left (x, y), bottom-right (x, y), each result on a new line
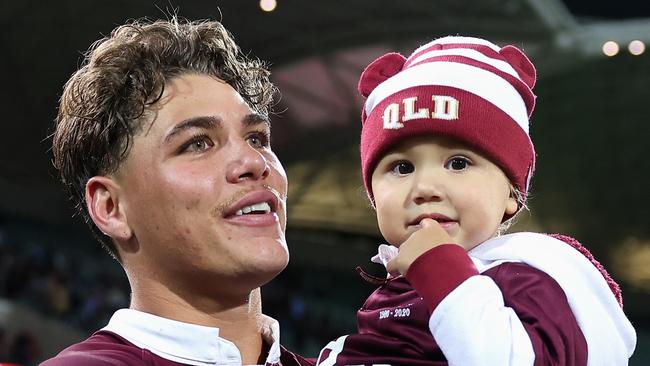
top-left (181, 135), bottom-right (213, 153)
top-left (247, 132), bottom-right (270, 148)
top-left (445, 157), bottom-right (470, 171)
top-left (391, 161), bottom-right (414, 175)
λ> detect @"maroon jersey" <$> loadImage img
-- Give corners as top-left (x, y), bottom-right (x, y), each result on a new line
top-left (316, 233), bottom-right (636, 365)
top-left (317, 262), bottom-right (586, 365)
top-left (40, 331), bottom-right (311, 366)
top-left (39, 309), bottom-right (313, 366)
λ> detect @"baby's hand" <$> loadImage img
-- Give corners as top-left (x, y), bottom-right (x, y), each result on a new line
top-left (386, 219), bottom-right (454, 276)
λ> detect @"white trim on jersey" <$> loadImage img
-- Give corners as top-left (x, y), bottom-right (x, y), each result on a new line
top-left (102, 309), bottom-right (284, 366)
top-left (430, 276), bottom-right (535, 365)
top-left (316, 336), bottom-right (348, 366)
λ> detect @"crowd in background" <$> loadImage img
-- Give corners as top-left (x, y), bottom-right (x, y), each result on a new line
top-left (0, 218), bottom-right (369, 365)
top-left (0, 233), bottom-right (128, 330)
top-left (0, 326), bottom-right (40, 366)
top-left (0, 219), bottom-right (128, 365)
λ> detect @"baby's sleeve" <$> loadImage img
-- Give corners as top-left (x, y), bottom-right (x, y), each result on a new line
top-left (407, 246), bottom-right (587, 365)
top-left (486, 262), bottom-right (588, 365)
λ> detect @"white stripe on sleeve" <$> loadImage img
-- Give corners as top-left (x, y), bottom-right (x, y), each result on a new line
top-left (429, 275), bottom-right (535, 366)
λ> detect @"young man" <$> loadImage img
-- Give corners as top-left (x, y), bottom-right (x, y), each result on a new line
top-left (41, 18), bottom-right (311, 366)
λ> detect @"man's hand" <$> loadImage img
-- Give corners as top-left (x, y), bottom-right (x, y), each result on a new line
top-left (386, 219), bottom-right (455, 276)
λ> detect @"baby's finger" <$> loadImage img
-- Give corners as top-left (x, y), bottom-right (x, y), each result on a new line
top-left (385, 258), bottom-right (402, 277)
top-left (419, 218), bottom-right (438, 227)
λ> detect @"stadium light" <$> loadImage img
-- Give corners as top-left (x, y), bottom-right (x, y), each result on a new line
top-left (602, 41), bottom-right (620, 57)
top-left (260, 0), bottom-right (277, 12)
top-left (628, 40), bottom-right (645, 56)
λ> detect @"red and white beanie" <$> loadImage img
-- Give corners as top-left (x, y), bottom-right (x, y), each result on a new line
top-left (359, 36), bottom-right (537, 214)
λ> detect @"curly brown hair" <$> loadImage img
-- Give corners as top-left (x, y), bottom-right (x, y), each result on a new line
top-left (52, 17), bottom-right (277, 259)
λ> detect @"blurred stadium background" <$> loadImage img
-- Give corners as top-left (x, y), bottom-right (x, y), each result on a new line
top-left (1, 0), bottom-right (649, 364)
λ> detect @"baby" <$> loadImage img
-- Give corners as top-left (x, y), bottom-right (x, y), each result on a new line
top-left (315, 36), bottom-right (636, 366)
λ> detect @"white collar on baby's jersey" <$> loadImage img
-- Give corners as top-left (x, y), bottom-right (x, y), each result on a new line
top-left (102, 308), bottom-right (282, 366)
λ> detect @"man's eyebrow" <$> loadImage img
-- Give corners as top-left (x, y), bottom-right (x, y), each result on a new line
top-left (243, 113), bottom-right (270, 128)
top-left (164, 116), bottom-right (222, 144)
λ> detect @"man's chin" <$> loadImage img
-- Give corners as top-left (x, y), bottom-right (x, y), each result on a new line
top-left (235, 271), bottom-right (286, 295)
top-left (238, 253), bottom-right (289, 287)
top-left (258, 255), bottom-right (289, 281)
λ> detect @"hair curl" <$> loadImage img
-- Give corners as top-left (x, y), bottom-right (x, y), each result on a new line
top-left (52, 17), bottom-right (277, 259)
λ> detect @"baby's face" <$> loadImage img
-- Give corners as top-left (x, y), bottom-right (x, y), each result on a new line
top-left (370, 136), bottom-right (517, 250)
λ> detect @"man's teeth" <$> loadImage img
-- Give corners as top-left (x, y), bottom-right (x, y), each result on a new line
top-left (235, 202), bottom-right (271, 216)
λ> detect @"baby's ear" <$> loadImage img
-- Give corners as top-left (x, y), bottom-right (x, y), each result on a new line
top-left (358, 52), bottom-right (406, 97)
top-left (505, 194), bottom-right (519, 216)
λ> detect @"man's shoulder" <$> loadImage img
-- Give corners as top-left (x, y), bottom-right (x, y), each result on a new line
top-left (39, 330), bottom-right (143, 366)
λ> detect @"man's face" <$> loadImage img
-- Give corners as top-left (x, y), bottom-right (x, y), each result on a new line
top-left (115, 73), bottom-right (289, 296)
top-left (371, 136), bottom-right (517, 251)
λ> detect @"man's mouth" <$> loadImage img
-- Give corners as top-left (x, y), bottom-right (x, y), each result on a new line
top-left (235, 201), bottom-right (272, 216)
top-left (221, 189), bottom-right (280, 219)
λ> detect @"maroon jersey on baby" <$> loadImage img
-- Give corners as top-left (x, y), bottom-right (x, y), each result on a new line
top-left (316, 244), bottom-right (589, 365)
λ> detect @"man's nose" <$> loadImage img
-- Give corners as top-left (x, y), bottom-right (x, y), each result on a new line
top-left (225, 142), bottom-right (270, 183)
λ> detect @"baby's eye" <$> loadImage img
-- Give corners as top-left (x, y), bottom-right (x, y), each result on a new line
top-left (391, 161), bottom-right (415, 175)
top-left (445, 156), bottom-right (471, 171)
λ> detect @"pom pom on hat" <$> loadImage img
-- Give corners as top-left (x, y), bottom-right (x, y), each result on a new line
top-left (359, 36), bottom-right (538, 219)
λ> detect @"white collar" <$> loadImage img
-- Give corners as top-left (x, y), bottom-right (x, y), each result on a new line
top-left (102, 308), bottom-right (282, 366)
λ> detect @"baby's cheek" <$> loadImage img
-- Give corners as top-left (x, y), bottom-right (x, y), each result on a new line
top-left (376, 216), bottom-right (401, 247)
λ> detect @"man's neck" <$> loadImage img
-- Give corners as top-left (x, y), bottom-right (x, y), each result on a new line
top-left (129, 280), bottom-right (267, 364)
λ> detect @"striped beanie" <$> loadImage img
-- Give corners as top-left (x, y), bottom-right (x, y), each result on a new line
top-left (359, 36), bottom-right (537, 214)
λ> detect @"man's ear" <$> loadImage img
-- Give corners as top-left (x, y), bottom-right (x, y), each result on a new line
top-left (86, 176), bottom-right (132, 242)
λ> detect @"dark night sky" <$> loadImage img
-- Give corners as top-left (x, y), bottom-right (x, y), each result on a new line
top-left (562, 0), bottom-right (650, 19)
